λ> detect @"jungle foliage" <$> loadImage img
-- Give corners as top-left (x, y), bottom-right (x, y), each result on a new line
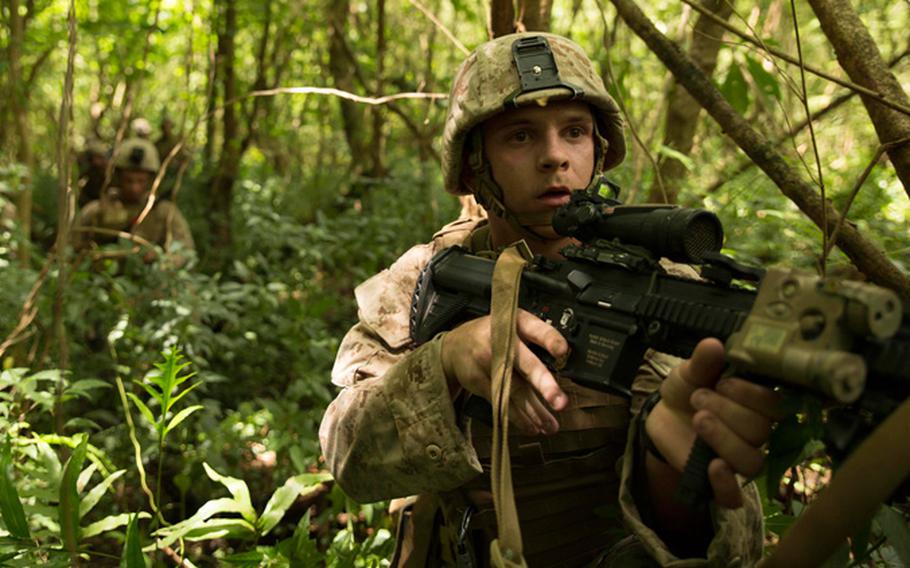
top-left (1, 0), bottom-right (910, 565)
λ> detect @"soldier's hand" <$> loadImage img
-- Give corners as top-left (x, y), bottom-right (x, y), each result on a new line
top-left (441, 309), bottom-right (569, 436)
top-left (645, 338), bottom-right (783, 508)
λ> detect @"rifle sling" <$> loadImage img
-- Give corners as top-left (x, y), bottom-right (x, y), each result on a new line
top-left (489, 242), bottom-right (532, 568)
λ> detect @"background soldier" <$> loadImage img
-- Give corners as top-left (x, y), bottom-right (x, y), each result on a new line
top-left (76, 138), bottom-right (109, 207)
top-left (72, 137), bottom-right (194, 264)
top-left (320, 33), bottom-right (780, 566)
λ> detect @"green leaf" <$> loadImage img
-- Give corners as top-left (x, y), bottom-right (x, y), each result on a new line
top-left (121, 513), bottom-right (146, 568)
top-left (765, 397), bottom-right (824, 498)
top-left (720, 62), bottom-right (750, 115)
top-left (278, 511), bottom-right (319, 564)
top-left (744, 54), bottom-right (781, 101)
top-left (77, 462), bottom-right (98, 493)
top-left (876, 505), bottom-right (910, 565)
top-left (59, 435), bottom-right (88, 555)
top-left (181, 518), bottom-right (257, 542)
top-left (202, 463), bottom-right (256, 524)
top-left (163, 405), bottom-right (204, 436)
top-left (64, 379), bottom-right (111, 399)
top-left (257, 472), bottom-right (332, 535)
top-left (153, 497), bottom-right (251, 548)
top-left (80, 469), bottom-right (126, 518)
top-left (83, 511), bottom-right (151, 539)
top-left (165, 381), bottom-right (203, 411)
top-left (657, 145), bottom-right (695, 171)
top-left (0, 438), bottom-right (30, 540)
top-left (63, 417), bottom-right (103, 433)
top-left (126, 393), bottom-right (157, 427)
top-left (133, 380), bottom-right (163, 407)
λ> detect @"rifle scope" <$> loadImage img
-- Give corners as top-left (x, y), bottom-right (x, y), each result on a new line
top-left (552, 193), bottom-right (724, 264)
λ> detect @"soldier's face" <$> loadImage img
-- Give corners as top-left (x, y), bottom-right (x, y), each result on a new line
top-left (482, 101), bottom-right (595, 241)
top-left (117, 169), bottom-right (153, 204)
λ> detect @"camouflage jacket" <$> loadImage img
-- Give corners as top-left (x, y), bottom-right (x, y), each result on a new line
top-left (319, 217), bottom-right (763, 567)
top-left (72, 194), bottom-right (195, 255)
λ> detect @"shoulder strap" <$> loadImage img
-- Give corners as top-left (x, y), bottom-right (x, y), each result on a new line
top-left (488, 242), bottom-right (532, 568)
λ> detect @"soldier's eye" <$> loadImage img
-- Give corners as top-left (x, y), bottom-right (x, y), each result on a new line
top-left (511, 130), bottom-right (529, 143)
top-left (567, 126), bottom-right (586, 138)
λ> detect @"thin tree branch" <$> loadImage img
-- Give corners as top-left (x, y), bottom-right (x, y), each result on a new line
top-left (705, 44), bottom-right (910, 194)
top-left (788, 0), bottom-right (828, 273)
top-left (679, 0), bottom-right (910, 118)
top-left (408, 0), bottom-right (470, 56)
top-left (609, 0), bottom-right (910, 297)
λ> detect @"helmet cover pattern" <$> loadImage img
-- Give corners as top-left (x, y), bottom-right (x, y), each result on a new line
top-left (442, 32), bottom-right (625, 196)
top-left (113, 138), bottom-right (161, 174)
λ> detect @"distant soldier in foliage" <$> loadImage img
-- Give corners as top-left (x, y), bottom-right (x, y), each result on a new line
top-left (320, 33), bottom-right (779, 567)
top-left (76, 138), bottom-right (109, 207)
top-left (72, 137), bottom-right (195, 265)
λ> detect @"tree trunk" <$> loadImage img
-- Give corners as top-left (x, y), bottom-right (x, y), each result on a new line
top-left (518, 0), bottom-right (553, 32)
top-left (328, 0), bottom-right (371, 183)
top-left (370, 0), bottom-right (387, 178)
top-left (7, 0), bottom-right (33, 263)
top-left (808, 0), bottom-right (910, 199)
top-left (208, 0), bottom-right (239, 258)
top-left (648, 0), bottom-right (732, 204)
top-left (489, 0), bottom-right (515, 38)
top-left (609, 0), bottom-right (910, 298)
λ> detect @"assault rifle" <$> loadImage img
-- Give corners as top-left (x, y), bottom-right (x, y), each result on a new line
top-left (409, 189), bottom-right (910, 507)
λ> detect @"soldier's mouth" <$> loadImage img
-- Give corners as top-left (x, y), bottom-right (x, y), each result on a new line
top-left (538, 187), bottom-right (572, 206)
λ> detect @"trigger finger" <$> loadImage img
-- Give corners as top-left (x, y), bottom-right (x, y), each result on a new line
top-left (516, 341), bottom-right (566, 411)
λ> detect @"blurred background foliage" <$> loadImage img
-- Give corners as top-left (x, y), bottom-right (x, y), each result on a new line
top-left (1, 0), bottom-right (909, 565)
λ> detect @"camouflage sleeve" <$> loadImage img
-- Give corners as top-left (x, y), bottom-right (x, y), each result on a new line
top-left (70, 201), bottom-right (101, 250)
top-left (161, 203), bottom-right (195, 252)
top-left (318, 241), bottom-right (484, 503)
top-left (319, 331), bottom-right (483, 503)
top-left (616, 352), bottom-right (764, 566)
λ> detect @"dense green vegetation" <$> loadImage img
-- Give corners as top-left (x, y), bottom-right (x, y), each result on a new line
top-left (2, 0), bottom-right (910, 565)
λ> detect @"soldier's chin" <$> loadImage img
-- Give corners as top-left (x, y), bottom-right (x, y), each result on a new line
top-left (525, 224), bottom-right (562, 241)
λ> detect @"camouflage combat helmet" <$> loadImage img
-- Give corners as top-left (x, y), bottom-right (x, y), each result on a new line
top-left (113, 138), bottom-right (160, 174)
top-left (442, 32), bottom-right (626, 219)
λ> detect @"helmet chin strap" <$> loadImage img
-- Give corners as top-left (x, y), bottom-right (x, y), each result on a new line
top-left (465, 120), bottom-right (611, 244)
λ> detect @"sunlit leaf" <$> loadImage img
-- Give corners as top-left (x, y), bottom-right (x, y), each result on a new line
top-left (153, 497), bottom-right (250, 548)
top-left (0, 437), bottom-right (30, 540)
top-left (258, 472), bottom-right (331, 535)
top-left (82, 511), bottom-right (151, 538)
top-left (657, 145), bottom-right (695, 171)
top-left (121, 513), bottom-right (146, 568)
top-left (720, 62), bottom-right (749, 115)
top-left (202, 463), bottom-right (256, 523)
top-left (126, 393), bottom-right (156, 427)
top-left (76, 462), bottom-right (98, 494)
top-left (164, 405), bottom-right (204, 436)
top-left (744, 54), bottom-right (781, 101)
top-left (80, 470), bottom-right (126, 518)
top-left (59, 435), bottom-right (88, 555)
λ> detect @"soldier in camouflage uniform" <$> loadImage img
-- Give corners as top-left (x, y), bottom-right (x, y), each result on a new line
top-left (320, 33), bottom-right (779, 567)
top-left (72, 137), bottom-right (195, 265)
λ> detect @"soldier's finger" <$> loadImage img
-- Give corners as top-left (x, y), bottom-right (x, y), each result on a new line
top-left (708, 459), bottom-right (744, 509)
top-left (516, 341), bottom-right (567, 411)
top-left (690, 388), bottom-right (772, 447)
top-left (661, 338), bottom-right (726, 409)
top-left (715, 378), bottom-right (785, 422)
top-left (511, 384), bottom-right (559, 435)
top-left (516, 309), bottom-right (568, 358)
top-left (692, 410), bottom-right (764, 478)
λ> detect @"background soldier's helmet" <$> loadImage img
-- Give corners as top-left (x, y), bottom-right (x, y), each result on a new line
top-left (442, 32), bottom-right (625, 197)
top-left (113, 138), bottom-right (161, 174)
